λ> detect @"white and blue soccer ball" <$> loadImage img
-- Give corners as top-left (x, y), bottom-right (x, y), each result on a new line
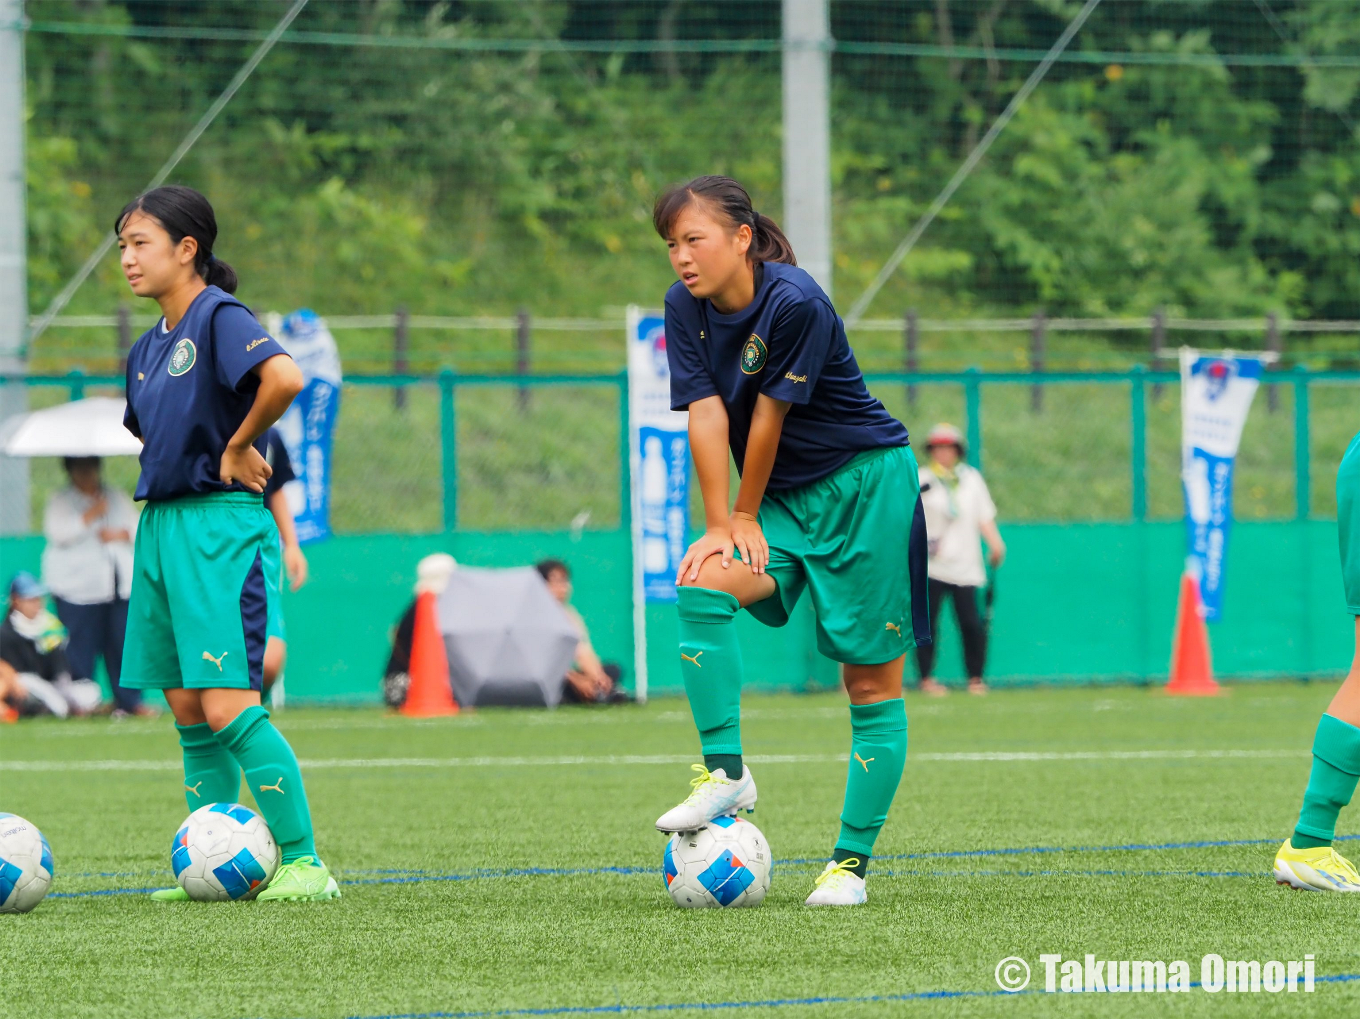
top-left (172, 803), bottom-right (279, 902)
top-left (663, 816), bottom-right (771, 908)
top-left (0, 813), bottom-right (54, 914)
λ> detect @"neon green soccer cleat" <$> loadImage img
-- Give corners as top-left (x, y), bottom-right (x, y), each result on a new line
top-left (149, 886), bottom-right (191, 902)
top-left (256, 857), bottom-right (341, 902)
top-left (1273, 839), bottom-right (1360, 892)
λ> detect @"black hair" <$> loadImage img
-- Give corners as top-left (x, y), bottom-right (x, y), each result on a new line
top-left (115, 185), bottom-right (238, 293)
top-left (62, 456), bottom-right (102, 474)
top-left (653, 175), bottom-right (797, 265)
top-left (535, 558), bottom-right (570, 581)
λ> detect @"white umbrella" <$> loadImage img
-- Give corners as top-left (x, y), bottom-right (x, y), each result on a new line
top-left (1, 397), bottom-right (142, 457)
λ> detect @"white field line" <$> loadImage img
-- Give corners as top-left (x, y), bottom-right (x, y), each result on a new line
top-left (0, 748), bottom-right (1307, 772)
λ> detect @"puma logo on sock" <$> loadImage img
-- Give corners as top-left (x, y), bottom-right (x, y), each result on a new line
top-left (258, 777), bottom-right (285, 795)
top-left (681, 651), bottom-right (703, 668)
top-left (854, 753), bottom-right (875, 772)
top-left (185, 781), bottom-right (203, 797)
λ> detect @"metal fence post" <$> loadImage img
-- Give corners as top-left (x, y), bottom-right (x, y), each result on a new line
top-left (1150, 306), bottom-right (1165, 400)
top-left (1295, 366), bottom-right (1311, 674)
top-left (964, 367), bottom-right (982, 472)
top-left (517, 308), bottom-right (531, 410)
top-left (1294, 366), bottom-right (1310, 521)
top-left (393, 306), bottom-right (409, 410)
top-left (1267, 312), bottom-right (1281, 413)
top-left (116, 304), bottom-right (131, 376)
top-left (617, 370), bottom-right (631, 531)
top-left (439, 368), bottom-right (457, 533)
top-left (67, 368), bottom-right (85, 402)
top-left (1130, 366), bottom-right (1146, 521)
top-left (904, 308), bottom-right (918, 407)
top-left (1030, 310), bottom-right (1045, 413)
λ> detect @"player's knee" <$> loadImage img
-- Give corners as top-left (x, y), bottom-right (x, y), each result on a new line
top-left (678, 557), bottom-right (741, 595)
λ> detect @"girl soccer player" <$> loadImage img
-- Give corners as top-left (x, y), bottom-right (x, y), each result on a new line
top-left (1274, 432), bottom-right (1360, 892)
top-left (651, 176), bottom-right (929, 906)
top-left (116, 185), bottom-right (338, 902)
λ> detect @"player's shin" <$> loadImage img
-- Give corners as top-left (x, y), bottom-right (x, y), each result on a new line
top-left (177, 721), bottom-right (241, 811)
top-left (1293, 713), bottom-right (1360, 848)
top-left (834, 698), bottom-right (908, 876)
top-left (677, 585), bottom-right (744, 776)
top-left (215, 705), bottom-right (318, 864)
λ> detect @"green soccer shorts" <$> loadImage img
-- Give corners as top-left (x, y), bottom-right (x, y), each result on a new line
top-left (122, 492), bottom-right (284, 691)
top-left (1340, 431), bottom-right (1360, 616)
top-left (744, 444), bottom-right (931, 665)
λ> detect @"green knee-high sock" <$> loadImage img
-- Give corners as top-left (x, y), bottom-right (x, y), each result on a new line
top-left (215, 706), bottom-right (318, 864)
top-left (834, 699), bottom-right (908, 877)
top-left (177, 722), bottom-right (241, 813)
top-left (677, 586), bottom-right (744, 777)
top-left (1293, 713), bottom-right (1360, 849)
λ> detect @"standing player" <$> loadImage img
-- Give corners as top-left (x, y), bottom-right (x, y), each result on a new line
top-left (261, 426), bottom-right (309, 702)
top-left (116, 185), bottom-right (338, 902)
top-left (651, 176), bottom-right (929, 906)
top-left (1274, 432), bottom-right (1360, 891)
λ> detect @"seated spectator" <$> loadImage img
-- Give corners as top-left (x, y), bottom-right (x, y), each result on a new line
top-left (536, 559), bottom-right (630, 704)
top-left (42, 455), bottom-right (152, 717)
top-left (383, 553), bottom-right (458, 709)
top-left (1, 572), bottom-right (104, 718)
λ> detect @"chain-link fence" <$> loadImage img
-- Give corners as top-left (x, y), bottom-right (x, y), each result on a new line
top-left (13, 370), bottom-right (1354, 533)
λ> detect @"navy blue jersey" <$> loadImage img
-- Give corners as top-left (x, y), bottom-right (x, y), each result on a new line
top-left (665, 261), bottom-right (909, 490)
top-left (262, 427), bottom-right (296, 500)
top-left (123, 286), bottom-right (292, 501)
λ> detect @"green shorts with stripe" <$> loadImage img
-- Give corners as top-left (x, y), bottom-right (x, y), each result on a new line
top-left (122, 493), bottom-right (284, 691)
top-left (1340, 432), bottom-right (1360, 616)
top-left (744, 444), bottom-right (931, 665)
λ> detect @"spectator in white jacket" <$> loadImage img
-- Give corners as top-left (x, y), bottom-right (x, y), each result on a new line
top-left (42, 456), bottom-right (152, 716)
top-left (915, 424), bottom-right (1006, 697)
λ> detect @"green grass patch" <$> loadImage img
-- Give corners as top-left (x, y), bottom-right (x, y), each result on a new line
top-left (3, 684), bottom-right (1360, 1017)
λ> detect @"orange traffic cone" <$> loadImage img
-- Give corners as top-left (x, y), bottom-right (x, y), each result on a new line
top-left (400, 590), bottom-right (459, 716)
top-left (1166, 572), bottom-right (1220, 696)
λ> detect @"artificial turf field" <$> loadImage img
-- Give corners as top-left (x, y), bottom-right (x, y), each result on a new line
top-left (4, 683), bottom-right (1360, 1019)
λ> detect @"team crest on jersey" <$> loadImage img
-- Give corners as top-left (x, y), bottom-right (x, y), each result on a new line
top-left (168, 338), bottom-right (197, 377)
top-left (740, 334), bottom-right (768, 375)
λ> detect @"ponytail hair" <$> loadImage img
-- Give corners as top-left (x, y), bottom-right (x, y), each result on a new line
top-left (115, 185), bottom-right (239, 294)
top-left (653, 175), bottom-right (797, 266)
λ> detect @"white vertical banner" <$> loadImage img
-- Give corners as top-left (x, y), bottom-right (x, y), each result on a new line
top-left (1180, 348), bottom-right (1264, 621)
top-left (627, 305), bottom-right (691, 703)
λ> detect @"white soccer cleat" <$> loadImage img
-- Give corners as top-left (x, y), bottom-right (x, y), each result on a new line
top-left (803, 859), bottom-right (868, 906)
top-left (655, 764), bottom-right (757, 833)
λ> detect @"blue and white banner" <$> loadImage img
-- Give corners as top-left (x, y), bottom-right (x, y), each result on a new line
top-left (627, 306), bottom-right (692, 702)
top-left (274, 309), bottom-right (342, 545)
top-left (1180, 349), bottom-right (1264, 621)
top-left (628, 308), bottom-right (691, 603)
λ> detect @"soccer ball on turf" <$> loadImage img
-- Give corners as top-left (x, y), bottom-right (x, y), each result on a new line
top-left (663, 815), bottom-right (771, 908)
top-left (0, 813), bottom-right (54, 914)
top-left (172, 803), bottom-right (280, 902)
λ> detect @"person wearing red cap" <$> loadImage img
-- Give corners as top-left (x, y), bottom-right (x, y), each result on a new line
top-left (916, 423), bottom-right (1005, 695)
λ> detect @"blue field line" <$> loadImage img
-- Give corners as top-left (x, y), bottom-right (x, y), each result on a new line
top-left (48, 833), bottom-right (1359, 899)
top-left (325, 973), bottom-right (1360, 1019)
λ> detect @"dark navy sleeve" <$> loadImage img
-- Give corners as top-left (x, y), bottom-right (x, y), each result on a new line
top-left (665, 296), bottom-right (718, 411)
top-left (759, 293), bottom-right (836, 405)
top-left (211, 304), bottom-right (290, 392)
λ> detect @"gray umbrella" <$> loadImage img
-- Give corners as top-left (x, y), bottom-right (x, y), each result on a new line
top-left (436, 567), bottom-right (579, 708)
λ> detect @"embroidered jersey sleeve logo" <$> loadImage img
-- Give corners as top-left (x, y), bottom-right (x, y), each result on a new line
top-left (246, 337), bottom-right (270, 352)
top-left (167, 338), bottom-right (197, 376)
top-left (740, 334), bottom-right (768, 375)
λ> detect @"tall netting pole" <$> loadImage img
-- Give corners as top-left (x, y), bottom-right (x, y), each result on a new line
top-left (0, 0), bottom-right (28, 534)
top-left (782, 0), bottom-right (832, 296)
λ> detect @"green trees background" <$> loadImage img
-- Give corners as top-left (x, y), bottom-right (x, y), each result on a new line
top-left (23, 0), bottom-right (1360, 352)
